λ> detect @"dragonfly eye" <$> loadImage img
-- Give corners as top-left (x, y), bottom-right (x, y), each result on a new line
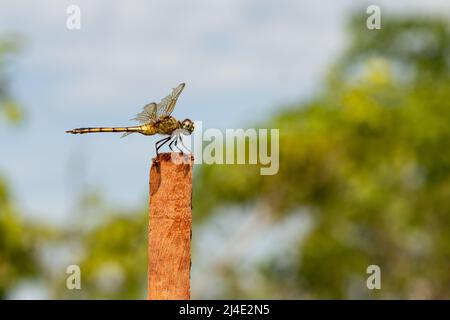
top-left (182, 119), bottom-right (194, 134)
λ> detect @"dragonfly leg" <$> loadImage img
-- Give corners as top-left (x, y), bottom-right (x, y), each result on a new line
top-left (155, 137), bottom-right (167, 149)
top-left (155, 136), bottom-right (171, 155)
top-left (178, 135), bottom-right (192, 154)
top-left (168, 136), bottom-right (176, 152)
top-left (173, 136), bottom-right (184, 154)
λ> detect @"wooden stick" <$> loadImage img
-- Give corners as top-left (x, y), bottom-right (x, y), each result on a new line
top-left (148, 152), bottom-right (193, 300)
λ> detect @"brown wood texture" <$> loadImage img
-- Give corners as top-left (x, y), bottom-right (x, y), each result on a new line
top-left (148, 152), bottom-right (193, 300)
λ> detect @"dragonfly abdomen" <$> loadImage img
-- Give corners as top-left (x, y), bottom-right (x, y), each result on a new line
top-left (66, 126), bottom-right (141, 134)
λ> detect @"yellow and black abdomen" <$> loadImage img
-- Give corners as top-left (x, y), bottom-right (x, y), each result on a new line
top-left (66, 116), bottom-right (180, 136)
top-left (66, 126), bottom-right (142, 134)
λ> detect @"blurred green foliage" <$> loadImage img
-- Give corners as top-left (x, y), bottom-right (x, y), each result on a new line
top-left (51, 211), bottom-right (147, 299)
top-left (194, 16), bottom-right (450, 299)
top-left (0, 37), bottom-right (22, 124)
top-left (0, 37), bottom-right (37, 299)
top-left (0, 180), bottom-right (38, 298)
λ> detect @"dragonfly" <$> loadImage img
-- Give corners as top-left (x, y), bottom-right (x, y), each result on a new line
top-left (66, 83), bottom-right (194, 154)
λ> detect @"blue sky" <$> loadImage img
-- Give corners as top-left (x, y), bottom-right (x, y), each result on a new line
top-left (0, 0), bottom-right (449, 224)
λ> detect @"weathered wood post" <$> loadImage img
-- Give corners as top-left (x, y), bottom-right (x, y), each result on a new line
top-left (148, 152), bottom-right (193, 300)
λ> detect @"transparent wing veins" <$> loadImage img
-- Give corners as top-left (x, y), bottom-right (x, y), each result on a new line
top-left (130, 102), bottom-right (157, 124)
top-left (156, 83), bottom-right (185, 118)
top-left (130, 83), bottom-right (185, 124)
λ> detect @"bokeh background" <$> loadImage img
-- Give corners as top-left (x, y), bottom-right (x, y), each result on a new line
top-left (1, 0), bottom-right (450, 299)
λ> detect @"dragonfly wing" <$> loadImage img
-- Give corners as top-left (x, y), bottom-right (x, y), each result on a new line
top-left (131, 102), bottom-right (157, 123)
top-left (121, 131), bottom-right (135, 138)
top-left (156, 83), bottom-right (185, 118)
top-left (130, 83), bottom-right (185, 124)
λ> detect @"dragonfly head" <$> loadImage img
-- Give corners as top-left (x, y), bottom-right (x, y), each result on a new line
top-left (180, 119), bottom-right (195, 135)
